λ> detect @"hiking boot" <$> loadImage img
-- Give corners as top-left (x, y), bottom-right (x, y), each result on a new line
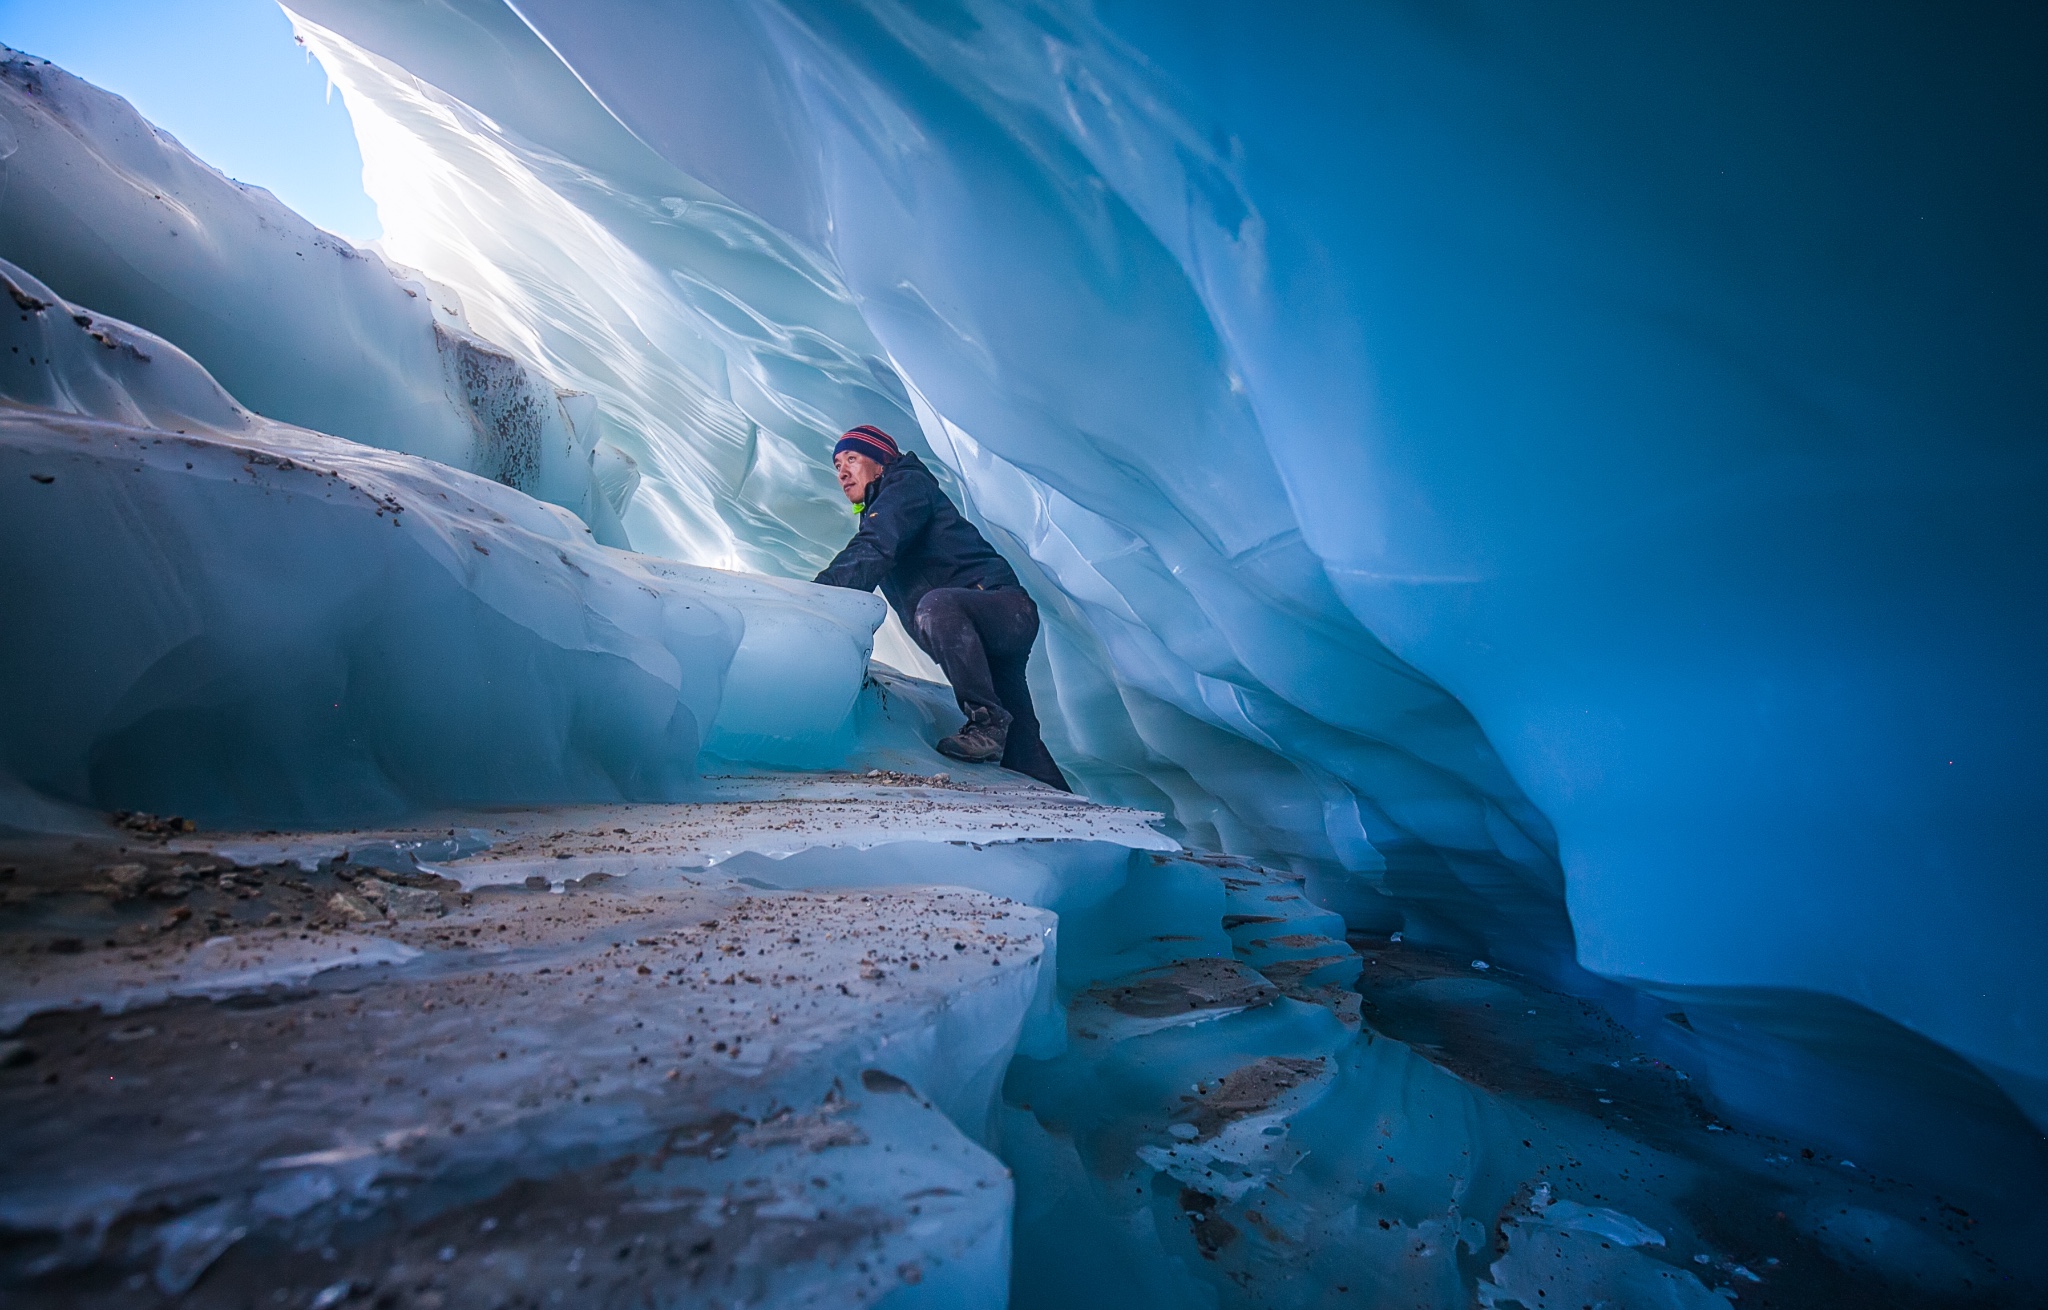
top-left (937, 706), bottom-right (1010, 764)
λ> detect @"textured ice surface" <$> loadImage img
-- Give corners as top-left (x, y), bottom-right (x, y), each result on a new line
top-left (192, 783), bottom-right (1175, 893)
top-left (0, 45), bottom-right (628, 544)
top-left (686, 830), bottom-right (2041, 1304)
top-left (273, 0), bottom-right (2048, 1121)
top-left (282, 0), bottom-right (1577, 986)
top-left (0, 845), bottom-right (1042, 1304)
top-left (0, 929), bottom-right (420, 1034)
top-left (0, 259), bottom-right (893, 825)
top-left (3, 792), bottom-right (2041, 1306)
top-left (1, 13), bottom-right (2043, 1307)
top-left (277, 7), bottom-right (918, 579)
top-left (992, 851), bottom-right (2044, 1308)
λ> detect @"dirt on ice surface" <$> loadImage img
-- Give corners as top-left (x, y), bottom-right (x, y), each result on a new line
top-left (193, 771), bottom-right (1176, 891)
top-left (0, 774), bottom-right (1157, 1308)
top-left (9, 788), bottom-right (2027, 1309)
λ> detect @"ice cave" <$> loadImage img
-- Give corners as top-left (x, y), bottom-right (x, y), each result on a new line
top-left (0, 1), bottom-right (2042, 1306)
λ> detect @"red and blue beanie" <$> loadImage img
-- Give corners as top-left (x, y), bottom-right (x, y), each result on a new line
top-left (834, 424), bottom-right (901, 465)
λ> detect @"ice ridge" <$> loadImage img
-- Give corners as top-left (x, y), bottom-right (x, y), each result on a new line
top-left (0, 258), bottom-right (884, 825)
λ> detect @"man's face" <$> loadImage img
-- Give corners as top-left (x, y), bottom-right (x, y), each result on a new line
top-left (834, 450), bottom-right (885, 504)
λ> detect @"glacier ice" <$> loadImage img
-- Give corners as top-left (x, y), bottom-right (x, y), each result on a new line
top-left (269, 0), bottom-right (2048, 1124)
top-left (0, 47), bottom-right (631, 545)
top-left (0, 256), bottom-right (894, 824)
top-left (0, 4), bottom-right (2044, 1307)
top-left (0, 849), bottom-right (1042, 1304)
top-left (282, 0), bottom-right (1579, 987)
top-left (6, 804), bottom-right (2040, 1305)
top-left (737, 839), bottom-right (2046, 1307)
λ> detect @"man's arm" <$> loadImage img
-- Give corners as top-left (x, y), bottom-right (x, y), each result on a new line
top-left (814, 470), bottom-right (933, 592)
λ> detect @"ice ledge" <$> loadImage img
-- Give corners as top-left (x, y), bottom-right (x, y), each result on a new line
top-left (0, 929), bottom-right (420, 1035)
top-left (0, 823), bottom-right (1047, 1303)
top-left (188, 776), bottom-right (1177, 891)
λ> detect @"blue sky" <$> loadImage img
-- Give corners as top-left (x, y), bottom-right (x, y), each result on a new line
top-left (0, 0), bottom-right (380, 240)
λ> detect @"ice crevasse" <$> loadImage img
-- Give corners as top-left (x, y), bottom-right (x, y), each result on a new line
top-left (263, 0), bottom-right (2044, 1119)
top-left (0, 0), bottom-right (2041, 1160)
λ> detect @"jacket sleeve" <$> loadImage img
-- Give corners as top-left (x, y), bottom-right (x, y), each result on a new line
top-left (813, 469), bottom-right (934, 592)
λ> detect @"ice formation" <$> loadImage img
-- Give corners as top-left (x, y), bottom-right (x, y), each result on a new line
top-left (0, 3), bottom-right (2043, 1306)
top-left (261, 0), bottom-right (2047, 1117)
top-left (10, 799), bottom-right (2037, 1305)
top-left (0, 255), bottom-right (894, 824)
top-left (0, 839), bottom-right (1046, 1304)
top-left (0, 48), bottom-right (630, 544)
top-left (278, 0), bottom-right (1577, 988)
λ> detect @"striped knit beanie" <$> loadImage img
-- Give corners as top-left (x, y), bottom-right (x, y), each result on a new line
top-left (833, 424), bottom-right (901, 465)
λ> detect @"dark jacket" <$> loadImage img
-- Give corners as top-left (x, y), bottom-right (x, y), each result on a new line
top-left (813, 451), bottom-right (1020, 621)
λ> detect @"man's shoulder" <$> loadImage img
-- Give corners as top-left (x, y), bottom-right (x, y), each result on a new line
top-left (884, 451), bottom-right (936, 481)
top-left (872, 454), bottom-right (939, 503)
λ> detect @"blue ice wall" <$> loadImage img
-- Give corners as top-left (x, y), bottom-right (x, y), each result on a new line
top-left (278, 0), bottom-right (2048, 1111)
top-left (1085, 0), bottom-right (2048, 1108)
top-left (285, 0), bottom-right (1581, 989)
top-left (1102, 0), bottom-right (2048, 1107)
top-left (0, 256), bottom-right (888, 826)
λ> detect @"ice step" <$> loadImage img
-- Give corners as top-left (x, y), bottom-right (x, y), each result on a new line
top-left (0, 853), bottom-right (1046, 1305)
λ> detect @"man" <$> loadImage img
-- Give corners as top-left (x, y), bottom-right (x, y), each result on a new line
top-left (813, 425), bottom-right (1070, 791)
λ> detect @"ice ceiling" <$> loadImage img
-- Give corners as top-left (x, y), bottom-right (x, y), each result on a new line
top-left (2, 0), bottom-right (2042, 1145)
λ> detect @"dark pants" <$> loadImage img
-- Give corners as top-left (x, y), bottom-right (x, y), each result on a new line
top-left (911, 587), bottom-right (1070, 791)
